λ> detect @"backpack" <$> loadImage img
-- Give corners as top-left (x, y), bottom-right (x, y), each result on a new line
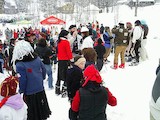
top-left (138, 26), bottom-right (144, 41)
top-left (0, 76), bottom-right (19, 97)
top-left (142, 24), bottom-right (149, 39)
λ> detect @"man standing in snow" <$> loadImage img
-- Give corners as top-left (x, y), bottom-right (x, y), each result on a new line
top-left (68, 25), bottom-right (82, 56)
top-left (100, 24), bottom-right (105, 35)
top-left (80, 26), bottom-right (94, 51)
top-left (111, 21), bottom-right (129, 69)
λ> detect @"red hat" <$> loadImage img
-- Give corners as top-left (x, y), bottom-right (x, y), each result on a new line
top-left (82, 65), bottom-right (102, 87)
top-left (126, 22), bottom-right (132, 25)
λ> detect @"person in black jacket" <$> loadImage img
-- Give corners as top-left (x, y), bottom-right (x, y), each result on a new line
top-left (66, 55), bottom-right (86, 103)
top-left (6, 38), bottom-right (16, 75)
top-left (100, 24), bottom-right (104, 35)
top-left (35, 38), bottom-right (53, 89)
top-left (94, 38), bottom-right (106, 71)
top-left (0, 40), bottom-right (4, 73)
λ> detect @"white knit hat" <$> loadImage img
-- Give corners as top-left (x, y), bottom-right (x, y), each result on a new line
top-left (74, 57), bottom-right (86, 66)
top-left (12, 40), bottom-right (34, 71)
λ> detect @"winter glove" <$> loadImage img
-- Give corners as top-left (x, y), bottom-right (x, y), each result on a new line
top-left (68, 98), bottom-right (73, 103)
top-left (67, 60), bottom-right (72, 69)
top-left (123, 40), bottom-right (127, 43)
top-left (68, 91), bottom-right (72, 98)
top-left (69, 108), bottom-right (78, 120)
top-left (109, 36), bottom-right (113, 39)
top-left (80, 39), bottom-right (83, 44)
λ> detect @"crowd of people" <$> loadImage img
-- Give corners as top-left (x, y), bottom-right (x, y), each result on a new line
top-left (0, 19), bottom-right (153, 120)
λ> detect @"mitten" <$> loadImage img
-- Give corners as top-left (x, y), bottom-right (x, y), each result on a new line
top-left (69, 108), bottom-right (78, 120)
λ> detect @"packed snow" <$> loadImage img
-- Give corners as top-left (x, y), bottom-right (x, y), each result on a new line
top-left (45, 4), bottom-right (160, 120)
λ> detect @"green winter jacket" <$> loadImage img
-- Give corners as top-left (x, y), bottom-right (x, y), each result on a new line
top-left (112, 27), bottom-right (129, 46)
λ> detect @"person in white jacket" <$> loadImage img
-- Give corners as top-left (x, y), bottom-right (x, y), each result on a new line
top-left (80, 26), bottom-right (94, 51)
top-left (0, 94), bottom-right (27, 120)
top-left (0, 73), bottom-right (27, 120)
top-left (129, 20), bottom-right (144, 66)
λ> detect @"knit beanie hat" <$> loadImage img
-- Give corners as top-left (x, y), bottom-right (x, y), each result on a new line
top-left (69, 25), bottom-right (76, 30)
top-left (140, 20), bottom-right (147, 25)
top-left (126, 22), bottom-right (132, 25)
top-left (74, 55), bottom-right (86, 66)
top-left (82, 65), bottom-right (102, 87)
top-left (59, 30), bottom-right (69, 38)
top-left (135, 20), bottom-right (141, 26)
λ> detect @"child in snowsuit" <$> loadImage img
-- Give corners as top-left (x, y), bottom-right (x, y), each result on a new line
top-left (66, 55), bottom-right (86, 102)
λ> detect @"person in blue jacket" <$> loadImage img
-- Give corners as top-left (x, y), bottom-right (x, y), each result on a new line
top-left (103, 26), bottom-right (114, 63)
top-left (12, 40), bottom-right (51, 120)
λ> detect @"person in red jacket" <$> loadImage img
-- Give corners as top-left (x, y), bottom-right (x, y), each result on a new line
top-left (55, 30), bottom-right (73, 97)
top-left (69, 64), bottom-right (117, 120)
top-left (13, 29), bottom-right (18, 39)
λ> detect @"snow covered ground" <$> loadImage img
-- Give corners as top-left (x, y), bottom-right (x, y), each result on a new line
top-left (44, 4), bottom-right (160, 120)
top-left (0, 4), bottom-right (160, 120)
top-left (44, 37), bottom-right (159, 120)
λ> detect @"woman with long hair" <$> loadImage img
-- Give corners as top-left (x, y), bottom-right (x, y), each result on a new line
top-left (103, 26), bottom-right (114, 63)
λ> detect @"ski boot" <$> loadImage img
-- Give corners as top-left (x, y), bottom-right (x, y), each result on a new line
top-left (129, 62), bottom-right (139, 66)
top-left (110, 63), bottom-right (118, 70)
top-left (119, 63), bottom-right (125, 69)
top-left (61, 85), bottom-right (67, 98)
top-left (55, 85), bottom-right (61, 95)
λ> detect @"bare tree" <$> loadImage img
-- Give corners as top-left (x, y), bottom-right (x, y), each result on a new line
top-left (15, 0), bottom-right (29, 13)
top-left (135, 0), bottom-right (138, 16)
top-left (39, 0), bottom-right (58, 16)
top-left (0, 0), bottom-right (4, 14)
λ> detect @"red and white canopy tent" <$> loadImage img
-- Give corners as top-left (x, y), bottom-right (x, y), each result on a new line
top-left (40, 16), bottom-right (66, 25)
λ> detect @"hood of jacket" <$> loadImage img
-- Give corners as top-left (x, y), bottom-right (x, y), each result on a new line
top-left (5, 94), bottom-right (24, 110)
top-left (82, 64), bottom-right (102, 87)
